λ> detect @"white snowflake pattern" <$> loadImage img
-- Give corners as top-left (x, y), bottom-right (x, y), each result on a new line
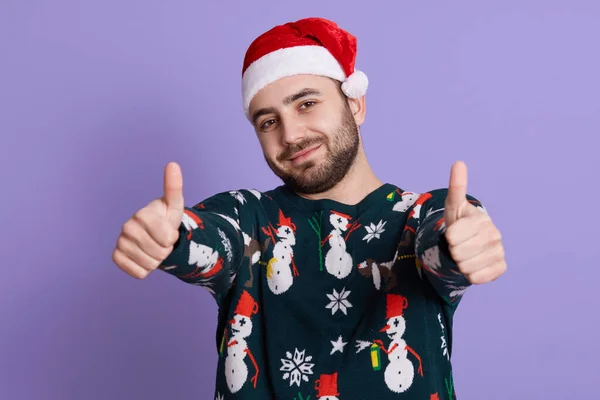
top-left (217, 228), bottom-right (233, 262)
top-left (215, 392), bottom-right (224, 400)
top-left (326, 287), bottom-right (352, 315)
top-left (362, 219), bottom-right (387, 243)
top-left (280, 348), bottom-right (315, 387)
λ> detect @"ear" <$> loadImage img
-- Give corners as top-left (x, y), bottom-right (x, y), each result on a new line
top-left (347, 95), bottom-right (366, 126)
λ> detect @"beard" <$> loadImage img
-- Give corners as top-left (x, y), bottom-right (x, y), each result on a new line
top-left (264, 102), bottom-right (360, 194)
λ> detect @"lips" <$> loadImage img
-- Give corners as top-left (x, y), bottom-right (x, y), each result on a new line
top-left (289, 144), bottom-right (321, 161)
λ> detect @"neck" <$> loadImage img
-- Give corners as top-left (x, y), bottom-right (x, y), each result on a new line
top-left (297, 143), bottom-right (383, 205)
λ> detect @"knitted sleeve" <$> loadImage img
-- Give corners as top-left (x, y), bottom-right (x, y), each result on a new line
top-left (158, 189), bottom-right (260, 302)
top-left (411, 189), bottom-right (487, 308)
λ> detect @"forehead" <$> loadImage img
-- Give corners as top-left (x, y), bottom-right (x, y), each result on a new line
top-left (248, 74), bottom-right (338, 113)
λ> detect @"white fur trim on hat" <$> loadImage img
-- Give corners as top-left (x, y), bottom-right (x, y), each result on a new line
top-left (242, 45), bottom-right (367, 119)
top-left (342, 70), bottom-right (369, 98)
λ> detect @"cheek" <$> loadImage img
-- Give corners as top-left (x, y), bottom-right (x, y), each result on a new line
top-left (310, 105), bottom-right (344, 131)
top-left (257, 137), bottom-right (280, 159)
top-left (308, 113), bottom-right (335, 134)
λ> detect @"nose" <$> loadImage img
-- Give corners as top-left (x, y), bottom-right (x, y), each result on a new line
top-left (280, 115), bottom-right (306, 146)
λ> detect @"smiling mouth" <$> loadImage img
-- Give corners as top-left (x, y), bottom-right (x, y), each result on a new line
top-left (289, 144), bottom-right (322, 161)
top-left (231, 328), bottom-right (239, 335)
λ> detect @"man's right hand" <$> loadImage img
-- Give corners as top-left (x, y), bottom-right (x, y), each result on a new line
top-left (112, 162), bottom-right (185, 279)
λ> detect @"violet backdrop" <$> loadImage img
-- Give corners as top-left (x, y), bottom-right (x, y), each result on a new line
top-left (1, 1), bottom-right (598, 399)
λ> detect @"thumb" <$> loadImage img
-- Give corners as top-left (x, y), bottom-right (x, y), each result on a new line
top-left (444, 161), bottom-right (468, 224)
top-left (163, 161), bottom-right (184, 228)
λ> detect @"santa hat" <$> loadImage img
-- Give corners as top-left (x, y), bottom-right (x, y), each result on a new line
top-left (241, 17), bottom-right (368, 118)
top-left (314, 372), bottom-right (339, 397)
top-left (234, 290), bottom-right (259, 318)
top-left (277, 209), bottom-right (296, 232)
top-left (385, 294), bottom-right (408, 320)
top-left (331, 210), bottom-right (352, 220)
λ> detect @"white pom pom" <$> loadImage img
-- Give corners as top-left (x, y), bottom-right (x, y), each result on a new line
top-left (341, 69), bottom-right (369, 98)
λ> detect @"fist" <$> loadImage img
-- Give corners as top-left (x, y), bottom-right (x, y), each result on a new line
top-left (112, 162), bottom-right (184, 279)
top-left (444, 161), bottom-right (506, 285)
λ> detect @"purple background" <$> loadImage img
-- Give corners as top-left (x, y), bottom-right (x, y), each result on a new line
top-left (1, 1), bottom-right (598, 399)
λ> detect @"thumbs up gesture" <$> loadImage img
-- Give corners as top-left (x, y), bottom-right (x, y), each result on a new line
top-left (443, 161), bottom-right (506, 284)
top-left (112, 162), bottom-right (184, 279)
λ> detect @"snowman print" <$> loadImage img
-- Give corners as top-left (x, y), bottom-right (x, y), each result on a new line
top-left (315, 372), bottom-right (340, 399)
top-left (324, 211), bottom-right (355, 279)
top-left (181, 209), bottom-right (204, 239)
top-left (262, 210), bottom-right (298, 295)
top-left (225, 290), bottom-right (260, 393)
top-left (173, 242), bottom-right (224, 294)
top-left (392, 191), bottom-right (419, 213)
top-left (374, 294), bottom-right (423, 394)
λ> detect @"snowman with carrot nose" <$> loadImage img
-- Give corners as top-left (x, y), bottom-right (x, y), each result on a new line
top-left (372, 293), bottom-right (424, 394)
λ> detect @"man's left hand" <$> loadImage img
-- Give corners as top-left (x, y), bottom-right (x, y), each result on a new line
top-left (443, 161), bottom-right (507, 284)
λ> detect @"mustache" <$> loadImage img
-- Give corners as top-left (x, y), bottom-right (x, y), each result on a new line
top-left (277, 137), bottom-right (325, 162)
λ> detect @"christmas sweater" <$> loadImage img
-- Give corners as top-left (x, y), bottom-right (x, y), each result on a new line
top-left (159, 183), bottom-right (484, 400)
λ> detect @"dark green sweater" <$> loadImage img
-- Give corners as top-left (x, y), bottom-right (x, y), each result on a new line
top-left (160, 183), bottom-right (484, 399)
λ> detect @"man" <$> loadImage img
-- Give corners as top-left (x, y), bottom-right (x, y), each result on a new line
top-left (112, 17), bottom-right (506, 399)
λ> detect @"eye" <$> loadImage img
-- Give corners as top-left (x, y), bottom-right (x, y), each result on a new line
top-left (299, 101), bottom-right (316, 110)
top-left (259, 118), bottom-right (277, 131)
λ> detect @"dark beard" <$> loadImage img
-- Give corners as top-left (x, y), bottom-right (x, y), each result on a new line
top-left (265, 103), bottom-right (360, 195)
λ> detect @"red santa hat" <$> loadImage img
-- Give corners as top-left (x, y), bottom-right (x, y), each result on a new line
top-left (277, 209), bottom-right (297, 233)
top-left (241, 17), bottom-right (368, 118)
top-left (385, 294), bottom-right (408, 320)
top-left (331, 210), bottom-right (352, 220)
top-left (234, 290), bottom-right (259, 318)
top-left (314, 372), bottom-right (339, 397)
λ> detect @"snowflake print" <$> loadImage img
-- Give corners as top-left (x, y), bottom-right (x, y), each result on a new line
top-left (280, 348), bottom-right (315, 387)
top-left (326, 287), bottom-right (352, 315)
top-left (218, 228), bottom-right (233, 262)
top-left (362, 219), bottom-right (387, 243)
top-left (215, 392), bottom-right (224, 400)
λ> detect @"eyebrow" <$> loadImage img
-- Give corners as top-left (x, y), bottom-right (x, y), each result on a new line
top-left (283, 88), bottom-right (323, 105)
top-left (251, 88), bottom-right (323, 125)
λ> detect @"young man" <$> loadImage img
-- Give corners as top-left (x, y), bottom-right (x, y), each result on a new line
top-left (112, 17), bottom-right (506, 399)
